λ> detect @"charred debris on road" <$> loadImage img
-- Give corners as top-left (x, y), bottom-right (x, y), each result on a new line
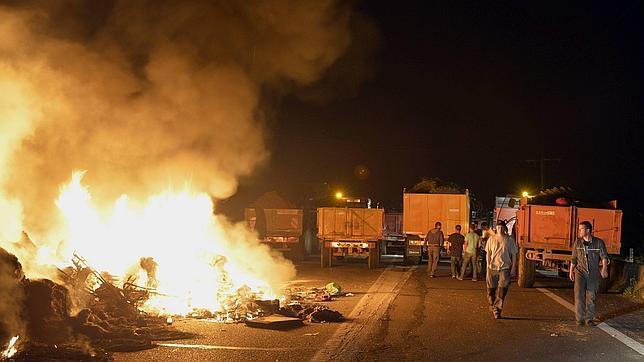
top-left (0, 247), bottom-right (346, 360)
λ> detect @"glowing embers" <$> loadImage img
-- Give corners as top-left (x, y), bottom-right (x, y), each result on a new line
top-left (1, 335), bottom-right (19, 359)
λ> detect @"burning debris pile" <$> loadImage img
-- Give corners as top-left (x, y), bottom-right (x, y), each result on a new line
top-left (0, 247), bottom-right (196, 361)
top-left (1, 244), bottom-right (349, 360)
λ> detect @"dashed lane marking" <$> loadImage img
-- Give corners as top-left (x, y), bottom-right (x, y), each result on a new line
top-left (312, 265), bottom-right (417, 361)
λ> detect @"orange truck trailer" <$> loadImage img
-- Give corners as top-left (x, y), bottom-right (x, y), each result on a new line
top-left (383, 211), bottom-right (405, 255)
top-left (245, 208), bottom-right (304, 259)
top-left (515, 197), bottom-right (622, 288)
top-left (402, 191), bottom-right (471, 265)
top-left (317, 207), bottom-right (384, 269)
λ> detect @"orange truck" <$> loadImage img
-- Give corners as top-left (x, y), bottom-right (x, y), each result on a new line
top-left (515, 197), bottom-right (622, 288)
top-left (245, 208), bottom-right (304, 259)
top-left (317, 207), bottom-right (384, 269)
top-left (402, 192), bottom-right (470, 265)
top-left (383, 212), bottom-right (405, 255)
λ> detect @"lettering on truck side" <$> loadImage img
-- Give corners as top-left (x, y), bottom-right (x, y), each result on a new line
top-left (535, 210), bottom-right (555, 216)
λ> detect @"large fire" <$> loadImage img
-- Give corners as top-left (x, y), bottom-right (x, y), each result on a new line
top-left (49, 171), bottom-right (278, 317)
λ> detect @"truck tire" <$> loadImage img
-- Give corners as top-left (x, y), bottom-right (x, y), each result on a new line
top-left (368, 243), bottom-right (380, 269)
top-left (518, 247), bottom-right (536, 288)
top-left (321, 243), bottom-right (332, 268)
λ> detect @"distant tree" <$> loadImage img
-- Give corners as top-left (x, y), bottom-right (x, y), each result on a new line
top-left (408, 177), bottom-right (462, 194)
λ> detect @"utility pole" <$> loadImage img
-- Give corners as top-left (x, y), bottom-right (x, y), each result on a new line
top-left (525, 155), bottom-right (560, 191)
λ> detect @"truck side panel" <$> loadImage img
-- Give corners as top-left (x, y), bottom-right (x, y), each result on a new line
top-left (265, 209), bottom-right (303, 237)
top-left (384, 212), bottom-right (403, 237)
top-left (576, 208), bottom-right (622, 254)
top-left (403, 193), bottom-right (469, 236)
top-left (317, 207), bottom-right (383, 240)
top-left (518, 205), bottom-right (572, 249)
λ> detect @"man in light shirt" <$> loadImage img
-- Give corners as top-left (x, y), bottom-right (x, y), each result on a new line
top-left (459, 223), bottom-right (480, 281)
top-left (485, 220), bottom-right (517, 319)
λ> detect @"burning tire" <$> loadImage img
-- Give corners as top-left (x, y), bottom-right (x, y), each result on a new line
top-left (518, 247), bottom-right (536, 288)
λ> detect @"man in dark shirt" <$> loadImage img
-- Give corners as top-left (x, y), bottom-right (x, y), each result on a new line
top-left (569, 221), bottom-right (609, 326)
top-left (479, 222), bottom-right (492, 279)
top-left (425, 222), bottom-right (444, 278)
top-left (447, 225), bottom-right (465, 278)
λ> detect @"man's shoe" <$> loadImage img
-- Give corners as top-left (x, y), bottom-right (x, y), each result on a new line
top-left (456, 276), bottom-right (463, 280)
top-left (451, 275), bottom-right (456, 278)
top-left (472, 279), bottom-right (478, 282)
top-left (430, 275), bottom-right (435, 278)
top-left (493, 312), bottom-right (501, 319)
top-left (586, 320), bottom-right (596, 327)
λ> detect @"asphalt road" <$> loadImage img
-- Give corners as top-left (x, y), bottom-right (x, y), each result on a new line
top-left (114, 256), bottom-right (644, 361)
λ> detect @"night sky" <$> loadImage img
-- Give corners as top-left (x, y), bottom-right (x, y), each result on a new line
top-left (223, 1), bottom-right (643, 244)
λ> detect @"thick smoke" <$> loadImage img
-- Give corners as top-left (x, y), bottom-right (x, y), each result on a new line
top-left (0, 0), bottom-right (354, 245)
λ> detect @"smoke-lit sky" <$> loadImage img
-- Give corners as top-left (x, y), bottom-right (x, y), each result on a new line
top-left (228, 1), bottom-right (643, 234)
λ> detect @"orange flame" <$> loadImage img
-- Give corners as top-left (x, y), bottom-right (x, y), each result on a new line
top-left (54, 171), bottom-right (279, 316)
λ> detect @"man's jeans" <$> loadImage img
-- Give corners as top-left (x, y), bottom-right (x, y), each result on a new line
top-left (486, 269), bottom-right (511, 313)
top-left (427, 246), bottom-right (441, 276)
top-left (574, 271), bottom-right (599, 323)
top-left (461, 252), bottom-right (478, 280)
top-left (450, 256), bottom-right (462, 277)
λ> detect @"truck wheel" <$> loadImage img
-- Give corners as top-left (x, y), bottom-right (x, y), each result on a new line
top-left (368, 244), bottom-right (380, 269)
top-left (518, 247), bottom-right (536, 288)
top-left (321, 243), bottom-right (332, 268)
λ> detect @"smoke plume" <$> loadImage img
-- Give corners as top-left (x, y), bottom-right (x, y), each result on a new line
top-left (0, 0), bottom-right (355, 250)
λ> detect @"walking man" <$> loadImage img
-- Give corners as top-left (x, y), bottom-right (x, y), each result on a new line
top-left (485, 220), bottom-right (517, 319)
top-left (569, 221), bottom-right (609, 326)
top-left (459, 223), bottom-right (480, 281)
top-left (447, 225), bottom-right (465, 278)
top-left (425, 222), bottom-right (444, 278)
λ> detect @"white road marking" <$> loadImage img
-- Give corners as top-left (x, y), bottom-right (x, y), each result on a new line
top-left (536, 287), bottom-right (575, 313)
top-left (158, 343), bottom-right (314, 351)
top-left (597, 323), bottom-right (644, 356)
top-left (537, 287), bottom-right (644, 356)
top-left (312, 265), bottom-right (417, 361)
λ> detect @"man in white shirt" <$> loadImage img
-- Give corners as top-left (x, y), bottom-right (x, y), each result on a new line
top-left (485, 220), bottom-right (517, 319)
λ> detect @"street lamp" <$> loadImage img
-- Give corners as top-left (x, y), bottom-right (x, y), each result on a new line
top-left (521, 191), bottom-right (529, 198)
top-left (335, 191), bottom-right (343, 199)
